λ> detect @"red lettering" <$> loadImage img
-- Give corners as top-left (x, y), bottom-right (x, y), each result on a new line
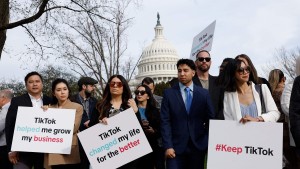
top-left (118, 139), bottom-right (140, 153)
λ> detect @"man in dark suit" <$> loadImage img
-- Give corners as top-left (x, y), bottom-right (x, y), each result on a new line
top-left (169, 50), bottom-right (223, 119)
top-left (70, 77), bottom-right (98, 131)
top-left (5, 71), bottom-right (51, 169)
top-left (161, 59), bottom-right (215, 169)
top-left (193, 50), bottom-right (224, 119)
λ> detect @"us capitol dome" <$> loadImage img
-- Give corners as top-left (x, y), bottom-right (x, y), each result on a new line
top-left (135, 13), bottom-right (179, 84)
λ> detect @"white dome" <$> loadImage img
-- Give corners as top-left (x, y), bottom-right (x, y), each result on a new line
top-left (135, 14), bottom-right (179, 84)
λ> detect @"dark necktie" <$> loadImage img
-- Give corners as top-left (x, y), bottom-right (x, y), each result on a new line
top-left (185, 87), bottom-right (192, 113)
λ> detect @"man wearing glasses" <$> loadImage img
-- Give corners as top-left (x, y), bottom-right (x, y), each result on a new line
top-left (194, 50), bottom-right (223, 119)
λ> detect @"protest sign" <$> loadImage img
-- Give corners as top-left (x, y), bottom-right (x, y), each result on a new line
top-left (77, 108), bottom-right (152, 169)
top-left (11, 106), bottom-right (76, 154)
top-left (190, 20), bottom-right (216, 61)
top-left (207, 120), bottom-right (282, 169)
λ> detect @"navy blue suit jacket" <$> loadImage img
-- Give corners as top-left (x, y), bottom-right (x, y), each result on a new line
top-left (160, 83), bottom-right (215, 154)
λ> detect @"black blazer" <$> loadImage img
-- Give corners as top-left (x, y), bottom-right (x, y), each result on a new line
top-left (89, 103), bottom-right (140, 127)
top-left (70, 93), bottom-right (98, 131)
top-left (192, 74), bottom-right (224, 119)
top-left (5, 93), bottom-right (51, 151)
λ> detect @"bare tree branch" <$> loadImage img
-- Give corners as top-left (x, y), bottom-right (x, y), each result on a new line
top-left (261, 47), bottom-right (300, 81)
top-left (0, 0), bottom-right (50, 31)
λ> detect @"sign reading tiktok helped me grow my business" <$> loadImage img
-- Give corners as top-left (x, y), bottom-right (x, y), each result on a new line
top-left (77, 108), bottom-right (152, 169)
top-left (11, 107), bottom-right (76, 154)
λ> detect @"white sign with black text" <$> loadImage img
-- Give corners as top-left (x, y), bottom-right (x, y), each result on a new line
top-left (11, 106), bottom-right (76, 154)
top-left (78, 108), bottom-right (152, 169)
top-left (190, 20), bottom-right (216, 60)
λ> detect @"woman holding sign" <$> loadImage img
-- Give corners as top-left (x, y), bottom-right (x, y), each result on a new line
top-left (134, 84), bottom-right (161, 169)
top-left (89, 75), bottom-right (139, 169)
top-left (44, 78), bottom-right (83, 169)
top-left (220, 58), bottom-right (280, 123)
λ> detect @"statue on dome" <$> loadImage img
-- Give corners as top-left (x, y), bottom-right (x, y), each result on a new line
top-left (157, 12), bottom-right (161, 25)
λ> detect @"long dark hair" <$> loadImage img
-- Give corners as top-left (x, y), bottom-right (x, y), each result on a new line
top-left (134, 84), bottom-right (158, 121)
top-left (216, 58), bottom-right (234, 85)
top-left (96, 75), bottom-right (132, 120)
top-left (235, 54), bottom-right (262, 84)
top-left (222, 59), bottom-right (249, 92)
top-left (51, 78), bottom-right (71, 104)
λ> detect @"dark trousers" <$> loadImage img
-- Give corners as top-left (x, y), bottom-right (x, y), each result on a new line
top-left (166, 141), bottom-right (206, 169)
top-left (15, 152), bottom-right (44, 169)
top-left (118, 159), bottom-right (138, 169)
top-left (285, 146), bottom-right (300, 169)
top-left (51, 163), bottom-right (80, 169)
top-left (0, 145), bottom-right (13, 169)
top-left (137, 152), bottom-right (155, 169)
top-left (282, 122), bottom-right (300, 169)
top-left (155, 147), bottom-right (166, 169)
top-left (79, 139), bottom-right (90, 169)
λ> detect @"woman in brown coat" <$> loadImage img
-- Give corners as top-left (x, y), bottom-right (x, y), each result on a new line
top-left (44, 78), bottom-right (83, 169)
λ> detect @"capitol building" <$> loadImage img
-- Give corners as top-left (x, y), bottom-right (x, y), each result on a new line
top-left (135, 14), bottom-right (179, 84)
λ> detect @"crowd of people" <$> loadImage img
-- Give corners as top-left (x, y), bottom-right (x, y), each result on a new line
top-left (0, 50), bottom-right (300, 169)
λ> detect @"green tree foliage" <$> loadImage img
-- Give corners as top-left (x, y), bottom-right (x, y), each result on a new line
top-left (39, 65), bottom-right (79, 97)
top-left (0, 65), bottom-right (79, 97)
top-left (0, 80), bottom-right (26, 96)
top-left (154, 81), bottom-right (170, 96)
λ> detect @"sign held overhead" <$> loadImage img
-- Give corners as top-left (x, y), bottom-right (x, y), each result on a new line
top-left (190, 20), bottom-right (216, 61)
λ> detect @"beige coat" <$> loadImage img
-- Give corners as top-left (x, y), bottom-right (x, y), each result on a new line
top-left (44, 99), bottom-right (83, 167)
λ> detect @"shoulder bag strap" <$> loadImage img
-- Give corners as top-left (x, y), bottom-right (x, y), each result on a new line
top-left (254, 84), bottom-right (266, 114)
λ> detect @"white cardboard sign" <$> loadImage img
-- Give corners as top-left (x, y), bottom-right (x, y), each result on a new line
top-left (77, 108), bottom-right (152, 169)
top-left (190, 20), bottom-right (216, 60)
top-left (207, 120), bottom-right (282, 169)
top-left (11, 106), bottom-right (76, 154)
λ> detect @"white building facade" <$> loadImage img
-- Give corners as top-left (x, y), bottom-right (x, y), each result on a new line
top-left (135, 14), bottom-right (179, 84)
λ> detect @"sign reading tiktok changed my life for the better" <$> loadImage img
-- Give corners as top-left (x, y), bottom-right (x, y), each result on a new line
top-left (77, 108), bottom-right (152, 169)
top-left (11, 106), bottom-right (75, 154)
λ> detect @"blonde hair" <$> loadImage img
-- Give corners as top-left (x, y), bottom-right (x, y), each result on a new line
top-left (268, 69), bottom-right (284, 93)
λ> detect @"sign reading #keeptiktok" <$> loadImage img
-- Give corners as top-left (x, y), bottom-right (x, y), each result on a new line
top-left (11, 106), bottom-right (76, 154)
top-left (77, 108), bottom-right (152, 169)
top-left (207, 120), bottom-right (283, 169)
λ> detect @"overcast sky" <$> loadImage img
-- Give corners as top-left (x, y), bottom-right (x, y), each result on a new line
top-left (1, 0), bottom-right (300, 81)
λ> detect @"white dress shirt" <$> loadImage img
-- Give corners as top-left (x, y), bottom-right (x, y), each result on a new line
top-left (28, 93), bottom-right (43, 108)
